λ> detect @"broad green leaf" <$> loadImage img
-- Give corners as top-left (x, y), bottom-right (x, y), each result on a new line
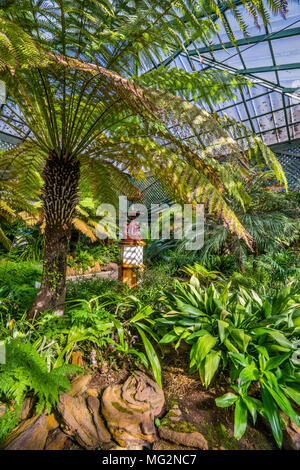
top-left (135, 326), bottom-right (161, 388)
top-left (217, 320), bottom-right (229, 343)
top-left (265, 352), bottom-right (291, 371)
top-left (159, 331), bottom-right (179, 344)
top-left (231, 328), bottom-right (251, 352)
top-left (234, 398), bottom-right (248, 440)
top-left (282, 384), bottom-right (300, 408)
top-left (243, 396), bottom-right (262, 425)
top-left (261, 384), bottom-right (282, 448)
top-left (175, 330), bottom-right (190, 350)
top-left (253, 328), bottom-right (293, 348)
top-left (195, 334), bottom-right (218, 364)
top-left (215, 392), bottom-right (238, 408)
top-left (224, 338), bottom-right (239, 353)
top-left (263, 377), bottom-right (300, 428)
top-left (238, 363), bottom-right (259, 387)
top-left (204, 350), bottom-right (221, 387)
top-left (130, 305), bottom-right (154, 323)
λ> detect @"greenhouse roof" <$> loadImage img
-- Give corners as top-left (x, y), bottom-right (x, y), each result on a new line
top-left (0, 1), bottom-right (300, 187)
top-left (149, 0), bottom-right (300, 150)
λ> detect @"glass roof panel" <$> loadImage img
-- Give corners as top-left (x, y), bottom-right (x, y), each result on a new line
top-left (271, 36), bottom-right (300, 65)
top-left (1, 0), bottom-right (300, 164)
top-left (224, 8), bottom-right (266, 39)
top-left (266, 0), bottom-right (300, 32)
top-left (153, 1), bottom-right (300, 148)
top-left (240, 42), bottom-right (273, 67)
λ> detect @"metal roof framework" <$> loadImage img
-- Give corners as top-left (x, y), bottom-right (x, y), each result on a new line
top-left (150, 1), bottom-right (300, 148)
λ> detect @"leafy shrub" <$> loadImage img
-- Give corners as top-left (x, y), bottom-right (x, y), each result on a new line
top-left (0, 261), bottom-right (42, 288)
top-left (181, 263), bottom-right (221, 286)
top-left (156, 278), bottom-right (300, 447)
top-left (0, 339), bottom-right (79, 441)
top-left (8, 227), bottom-right (44, 262)
top-left (89, 243), bottom-right (120, 264)
top-left (0, 261), bottom-right (42, 314)
top-left (202, 254), bottom-right (238, 275)
top-left (0, 339), bottom-right (79, 412)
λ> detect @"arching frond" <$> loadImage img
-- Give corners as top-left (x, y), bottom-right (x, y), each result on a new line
top-left (72, 217), bottom-right (97, 242)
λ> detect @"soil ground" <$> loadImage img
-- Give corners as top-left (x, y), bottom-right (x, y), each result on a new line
top-left (84, 349), bottom-right (277, 451)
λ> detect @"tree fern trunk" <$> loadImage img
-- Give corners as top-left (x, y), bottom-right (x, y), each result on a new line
top-left (28, 155), bottom-right (80, 318)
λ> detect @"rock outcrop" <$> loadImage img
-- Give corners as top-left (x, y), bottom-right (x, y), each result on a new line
top-left (2, 414), bottom-right (58, 450)
top-left (69, 374), bottom-right (92, 396)
top-left (56, 394), bottom-right (100, 449)
top-left (45, 428), bottom-right (73, 450)
top-left (281, 414), bottom-right (300, 450)
top-left (87, 395), bottom-right (111, 444)
top-left (158, 404), bottom-right (208, 450)
top-left (102, 371), bottom-right (165, 448)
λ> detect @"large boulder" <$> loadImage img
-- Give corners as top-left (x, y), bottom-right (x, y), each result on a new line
top-left (101, 371), bottom-right (165, 448)
top-left (158, 404), bottom-right (208, 450)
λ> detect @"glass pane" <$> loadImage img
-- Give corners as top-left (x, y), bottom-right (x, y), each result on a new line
top-left (240, 42), bottom-right (273, 68)
top-left (278, 69), bottom-right (300, 89)
top-left (271, 36), bottom-right (300, 65)
top-left (265, 0), bottom-right (300, 33)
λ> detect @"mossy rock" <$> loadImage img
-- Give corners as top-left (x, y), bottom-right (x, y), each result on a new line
top-left (158, 404), bottom-right (208, 450)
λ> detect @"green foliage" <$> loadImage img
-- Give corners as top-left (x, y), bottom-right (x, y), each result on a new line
top-left (144, 239), bottom-right (177, 264)
top-left (156, 276), bottom-right (300, 447)
top-left (0, 261), bottom-right (41, 314)
top-left (135, 68), bottom-right (251, 108)
top-left (0, 404), bottom-right (19, 443)
top-left (8, 227), bottom-right (44, 262)
top-left (0, 339), bottom-right (79, 415)
top-left (200, 170), bottom-right (300, 263)
top-left (106, 303), bottom-right (162, 386)
top-left (0, 0), bottom-right (289, 257)
top-left (180, 263), bottom-right (221, 286)
top-left (66, 277), bottom-right (122, 305)
top-left (228, 250), bottom-right (300, 294)
top-left (67, 243), bottom-right (120, 272)
top-left (201, 254), bottom-right (238, 276)
top-left (0, 154), bottom-right (40, 250)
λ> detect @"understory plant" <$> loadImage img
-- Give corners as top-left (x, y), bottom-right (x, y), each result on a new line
top-left (156, 276), bottom-right (300, 447)
top-left (200, 170), bottom-right (299, 266)
top-left (0, 338), bottom-right (80, 442)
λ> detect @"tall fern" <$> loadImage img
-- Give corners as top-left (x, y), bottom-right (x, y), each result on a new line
top-left (0, 339), bottom-right (80, 414)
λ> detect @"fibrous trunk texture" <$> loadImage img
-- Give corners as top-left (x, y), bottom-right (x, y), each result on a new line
top-left (28, 155), bottom-right (80, 318)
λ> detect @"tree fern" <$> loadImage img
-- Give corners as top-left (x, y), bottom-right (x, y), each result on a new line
top-left (199, 169), bottom-right (299, 263)
top-left (0, 0), bottom-right (289, 314)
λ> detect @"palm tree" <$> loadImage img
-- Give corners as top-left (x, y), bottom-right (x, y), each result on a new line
top-left (0, 0), bottom-right (288, 316)
top-left (199, 169), bottom-right (300, 268)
